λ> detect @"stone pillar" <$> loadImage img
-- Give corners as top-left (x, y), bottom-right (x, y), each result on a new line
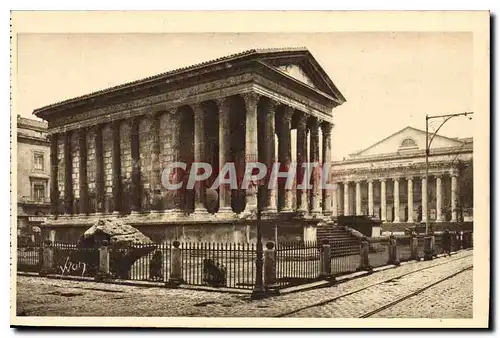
top-left (149, 112), bottom-right (162, 212)
top-left (111, 121), bottom-right (122, 214)
top-left (343, 181), bottom-right (350, 216)
top-left (436, 174), bottom-right (444, 222)
top-left (78, 129), bottom-right (89, 215)
top-left (193, 103), bottom-right (208, 214)
top-left (167, 241), bottom-right (183, 286)
top-left (421, 177), bottom-right (428, 223)
top-left (278, 106), bottom-right (294, 212)
top-left (94, 126), bottom-right (105, 214)
top-left (264, 242), bottom-right (279, 295)
top-left (451, 170), bottom-right (458, 222)
top-left (358, 239), bottom-right (372, 271)
top-left (393, 178), bottom-right (400, 223)
top-left (380, 179), bottom-right (387, 222)
top-left (309, 117), bottom-right (321, 215)
top-left (130, 117), bottom-right (141, 214)
top-left (368, 179), bottom-right (374, 217)
top-left (321, 122), bottom-right (333, 215)
top-left (40, 241), bottom-right (54, 276)
top-left (50, 133), bottom-right (59, 215)
top-left (332, 183), bottom-right (339, 217)
top-left (96, 242), bottom-right (110, 281)
top-left (407, 177), bottom-right (414, 223)
top-left (296, 112), bottom-right (308, 213)
top-left (218, 98), bottom-right (233, 214)
top-left (243, 92), bottom-right (259, 214)
top-left (263, 99), bottom-right (278, 213)
top-left (320, 241), bottom-right (334, 280)
top-left (355, 181), bottom-right (362, 216)
top-left (63, 131), bottom-right (73, 215)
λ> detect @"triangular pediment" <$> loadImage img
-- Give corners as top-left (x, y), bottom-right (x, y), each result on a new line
top-left (351, 126), bottom-right (466, 157)
top-left (275, 64), bottom-right (319, 90)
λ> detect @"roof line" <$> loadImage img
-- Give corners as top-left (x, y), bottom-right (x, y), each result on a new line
top-left (34, 47), bottom-right (319, 114)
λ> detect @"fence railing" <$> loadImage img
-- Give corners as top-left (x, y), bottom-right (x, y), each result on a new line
top-left (17, 230), bottom-right (473, 292)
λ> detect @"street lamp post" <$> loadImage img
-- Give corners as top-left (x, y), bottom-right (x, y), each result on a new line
top-left (251, 189), bottom-right (267, 300)
top-left (424, 112), bottom-right (473, 235)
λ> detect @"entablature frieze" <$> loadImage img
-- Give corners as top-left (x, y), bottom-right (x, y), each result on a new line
top-left (330, 161), bottom-right (460, 183)
top-left (45, 72), bottom-right (334, 134)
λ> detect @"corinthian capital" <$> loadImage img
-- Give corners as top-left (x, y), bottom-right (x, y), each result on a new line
top-left (242, 92), bottom-right (260, 110)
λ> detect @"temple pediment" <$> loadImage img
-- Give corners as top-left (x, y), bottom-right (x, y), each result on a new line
top-left (274, 64), bottom-right (319, 90)
top-left (350, 126), bottom-right (467, 157)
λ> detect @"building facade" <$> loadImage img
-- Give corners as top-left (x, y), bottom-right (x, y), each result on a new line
top-left (17, 116), bottom-right (51, 243)
top-left (34, 48), bottom-right (346, 243)
top-left (329, 126), bottom-right (473, 234)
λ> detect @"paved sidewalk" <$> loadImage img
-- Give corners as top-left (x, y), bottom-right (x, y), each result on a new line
top-left (15, 250), bottom-right (472, 318)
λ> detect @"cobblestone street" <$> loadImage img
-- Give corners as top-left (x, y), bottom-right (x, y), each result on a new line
top-left (16, 250), bottom-right (473, 318)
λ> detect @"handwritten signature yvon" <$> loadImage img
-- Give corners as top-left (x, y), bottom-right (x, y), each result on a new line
top-left (59, 257), bottom-right (87, 276)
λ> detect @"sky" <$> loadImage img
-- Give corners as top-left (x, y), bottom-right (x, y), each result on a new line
top-left (16, 32), bottom-right (473, 160)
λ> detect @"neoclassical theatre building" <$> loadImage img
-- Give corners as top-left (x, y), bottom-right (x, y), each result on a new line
top-left (329, 126), bottom-right (473, 234)
top-left (34, 48), bottom-right (346, 243)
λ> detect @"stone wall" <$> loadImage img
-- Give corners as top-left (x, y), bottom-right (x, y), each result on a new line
top-left (159, 112), bottom-right (177, 209)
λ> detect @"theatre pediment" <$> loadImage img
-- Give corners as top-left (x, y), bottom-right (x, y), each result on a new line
top-left (350, 126), bottom-right (466, 157)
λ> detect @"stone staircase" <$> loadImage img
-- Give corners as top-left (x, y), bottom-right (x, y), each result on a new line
top-left (317, 220), bottom-right (361, 256)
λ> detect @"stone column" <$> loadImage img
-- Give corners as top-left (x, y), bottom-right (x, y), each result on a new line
top-left (393, 177), bottom-right (400, 223)
top-left (130, 117), bottom-right (141, 214)
top-left (309, 117), bottom-right (321, 215)
top-left (49, 133), bottom-right (59, 215)
top-left (451, 169), bottom-right (459, 222)
top-left (78, 129), bottom-right (89, 215)
top-left (436, 174), bottom-right (444, 222)
top-left (218, 98), bottom-right (232, 214)
top-left (296, 112), bottom-right (308, 213)
top-left (243, 92), bottom-right (259, 214)
top-left (63, 131), bottom-right (73, 215)
top-left (149, 112), bottom-right (162, 212)
top-left (421, 176), bottom-right (428, 222)
top-left (321, 122), bottom-right (333, 215)
top-left (279, 106), bottom-right (293, 212)
top-left (368, 179), bottom-right (374, 217)
top-left (111, 121), bottom-right (122, 214)
top-left (381, 179), bottom-right (387, 222)
top-left (263, 99), bottom-right (278, 213)
top-left (94, 126), bottom-right (105, 214)
top-left (355, 180), bottom-right (362, 216)
top-left (169, 110), bottom-right (183, 213)
top-left (343, 181), bottom-right (350, 216)
top-left (332, 183), bottom-right (339, 217)
top-left (407, 177), bottom-right (414, 223)
top-left (193, 103), bottom-right (208, 214)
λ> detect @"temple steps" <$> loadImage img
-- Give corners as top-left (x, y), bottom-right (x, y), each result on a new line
top-left (316, 221), bottom-right (361, 257)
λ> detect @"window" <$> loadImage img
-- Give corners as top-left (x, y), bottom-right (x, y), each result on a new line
top-left (400, 138), bottom-right (417, 148)
top-left (33, 183), bottom-right (45, 201)
top-left (33, 153), bottom-right (44, 171)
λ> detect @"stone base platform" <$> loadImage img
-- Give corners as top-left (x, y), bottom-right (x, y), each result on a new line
top-left (41, 212), bottom-right (331, 244)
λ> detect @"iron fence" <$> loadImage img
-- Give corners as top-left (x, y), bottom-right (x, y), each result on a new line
top-left (17, 242), bottom-right (43, 272)
top-left (330, 240), bottom-right (361, 276)
top-left (16, 230), bottom-right (473, 291)
top-left (276, 241), bottom-right (321, 288)
top-left (180, 242), bottom-right (255, 289)
top-left (367, 237), bottom-right (390, 268)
